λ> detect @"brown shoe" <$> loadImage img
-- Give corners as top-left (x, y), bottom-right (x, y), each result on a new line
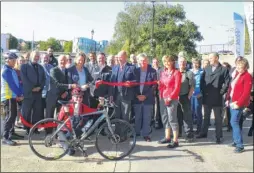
top-left (144, 136), bottom-right (151, 142)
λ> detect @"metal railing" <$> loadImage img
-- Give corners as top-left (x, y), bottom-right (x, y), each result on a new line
top-left (196, 44), bottom-right (235, 54)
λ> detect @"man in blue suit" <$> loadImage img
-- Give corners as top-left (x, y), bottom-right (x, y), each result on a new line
top-left (109, 50), bottom-right (136, 122)
top-left (133, 53), bottom-right (157, 142)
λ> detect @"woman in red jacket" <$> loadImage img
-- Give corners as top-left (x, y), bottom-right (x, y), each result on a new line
top-left (226, 58), bottom-right (253, 153)
top-left (158, 55), bottom-right (182, 148)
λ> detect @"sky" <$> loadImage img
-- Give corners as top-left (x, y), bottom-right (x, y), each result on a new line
top-left (1, 1), bottom-right (245, 45)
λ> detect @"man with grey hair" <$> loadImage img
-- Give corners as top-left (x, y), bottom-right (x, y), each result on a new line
top-left (21, 51), bottom-right (46, 135)
top-left (177, 56), bottom-right (195, 142)
top-left (130, 54), bottom-right (138, 67)
top-left (46, 55), bottom-right (78, 131)
top-left (106, 55), bottom-right (115, 67)
top-left (133, 53), bottom-right (157, 141)
top-left (197, 52), bottom-right (230, 144)
top-left (85, 52), bottom-right (100, 108)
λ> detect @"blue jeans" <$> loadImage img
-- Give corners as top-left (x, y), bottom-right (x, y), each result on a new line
top-left (191, 96), bottom-right (203, 131)
top-left (230, 107), bottom-right (244, 148)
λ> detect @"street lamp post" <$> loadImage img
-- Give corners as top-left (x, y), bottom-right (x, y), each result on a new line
top-left (151, 1), bottom-right (156, 58)
top-left (91, 29), bottom-right (96, 53)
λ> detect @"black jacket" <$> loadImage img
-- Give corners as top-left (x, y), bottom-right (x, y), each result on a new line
top-left (201, 63), bottom-right (230, 106)
top-left (47, 67), bottom-right (70, 99)
top-left (93, 65), bottom-right (112, 97)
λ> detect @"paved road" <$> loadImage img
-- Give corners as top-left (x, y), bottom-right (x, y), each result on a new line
top-left (1, 117), bottom-right (253, 172)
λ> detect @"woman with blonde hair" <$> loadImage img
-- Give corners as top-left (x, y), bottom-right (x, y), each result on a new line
top-left (225, 58), bottom-right (253, 153)
top-left (158, 55), bottom-right (182, 148)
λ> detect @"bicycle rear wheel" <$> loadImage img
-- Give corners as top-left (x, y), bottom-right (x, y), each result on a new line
top-left (28, 118), bottom-right (72, 160)
top-left (95, 119), bottom-right (136, 160)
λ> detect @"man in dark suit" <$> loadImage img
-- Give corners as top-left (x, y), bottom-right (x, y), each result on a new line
top-left (85, 52), bottom-right (100, 108)
top-left (46, 55), bottom-right (78, 120)
top-left (197, 52), bottom-right (230, 144)
top-left (20, 51), bottom-right (46, 134)
top-left (109, 50), bottom-right (136, 122)
top-left (133, 54), bottom-right (157, 142)
top-left (67, 52), bottom-right (93, 106)
top-left (93, 53), bottom-right (112, 98)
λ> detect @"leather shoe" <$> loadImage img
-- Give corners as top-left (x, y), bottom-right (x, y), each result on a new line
top-left (2, 139), bottom-right (17, 146)
top-left (216, 138), bottom-right (222, 144)
top-left (144, 136), bottom-right (151, 142)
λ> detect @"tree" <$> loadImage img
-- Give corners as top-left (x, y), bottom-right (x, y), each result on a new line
top-left (244, 20), bottom-right (251, 54)
top-left (38, 37), bottom-right (62, 51)
top-left (106, 3), bottom-right (203, 61)
top-left (8, 34), bottom-right (18, 49)
top-left (63, 41), bottom-right (73, 53)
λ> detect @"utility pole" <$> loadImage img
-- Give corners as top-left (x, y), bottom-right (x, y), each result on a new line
top-left (31, 30), bottom-right (34, 51)
top-left (151, 1), bottom-right (156, 58)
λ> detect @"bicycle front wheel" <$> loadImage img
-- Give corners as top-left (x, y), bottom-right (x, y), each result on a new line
top-left (28, 118), bottom-right (72, 160)
top-left (95, 119), bottom-right (136, 160)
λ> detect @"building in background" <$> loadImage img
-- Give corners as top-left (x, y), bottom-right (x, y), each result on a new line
top-left (1, 33), bottom-right (10, 52)
top-left (72, 37), bottom-right (108, 54)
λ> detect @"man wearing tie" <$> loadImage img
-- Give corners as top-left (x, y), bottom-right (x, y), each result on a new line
top-left (20, 51), bottom-right (46, 135)
top-left (46, 55), bottom-right (78, 122)
top-left (109, 50), bottom-right (136, 122)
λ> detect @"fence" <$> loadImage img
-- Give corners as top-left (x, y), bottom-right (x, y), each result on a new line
top-left (196, 44), bottom-right (235, 54)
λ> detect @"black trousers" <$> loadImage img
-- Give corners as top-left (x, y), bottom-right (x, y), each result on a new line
top-left (22, 93), bottom-right (44, 130)
top-left (177, 95), bottom-right (194, 136)
top-left (2, 99), bottom-right (17, 140)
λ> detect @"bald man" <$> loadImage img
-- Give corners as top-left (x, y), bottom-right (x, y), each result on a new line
top-left (46, 55), bottom-right (77, 124)
top-left (109, 50), bottom-right (136, 125)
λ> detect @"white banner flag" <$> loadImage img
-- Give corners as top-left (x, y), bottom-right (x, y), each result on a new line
top-left (233, 12), bottom-right (245, 57)
top-left (244, 2), bottom-right (253, 55)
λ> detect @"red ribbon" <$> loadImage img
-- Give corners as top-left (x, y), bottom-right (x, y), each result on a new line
top-left (19, 104), bottom-right (97, 128)
top-left (95, 80), bottom-right (158, 89)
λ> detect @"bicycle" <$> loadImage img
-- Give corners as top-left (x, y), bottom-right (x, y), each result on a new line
top-left (28, 98), bottom-right (136, 161)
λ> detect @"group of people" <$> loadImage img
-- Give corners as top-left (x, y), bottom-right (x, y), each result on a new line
top-left (1, 48), bottom-right (253, 155)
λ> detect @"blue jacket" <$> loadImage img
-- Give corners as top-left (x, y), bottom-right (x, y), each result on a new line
top-left (133, 65), bottom-right (157, 105)
top-left (1, 64), bottom-right (23, 101)
top-left (191, 68), bottom-right (203, 96)
top-left (109, 62), bottom-right (136, 101)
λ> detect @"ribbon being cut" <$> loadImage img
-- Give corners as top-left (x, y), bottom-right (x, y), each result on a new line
top-left (19, 80), bottom-right (158, 128)
top-left (95, 80), bottom-right (158, 89)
